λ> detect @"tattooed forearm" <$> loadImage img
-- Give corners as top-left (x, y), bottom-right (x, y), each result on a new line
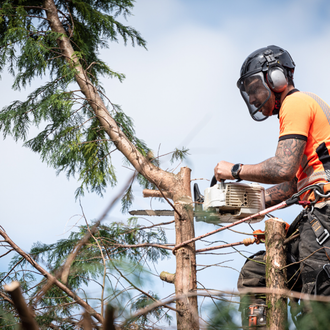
top-left (240, 138), bottom-right (306, 184)
top-left (261, 138), bottom-right (306, 182)
top-left (265, 177), bottom-right (298, 207)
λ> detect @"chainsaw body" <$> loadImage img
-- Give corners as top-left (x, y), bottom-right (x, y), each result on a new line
top-left (194, 181), bottom-right (265, 224)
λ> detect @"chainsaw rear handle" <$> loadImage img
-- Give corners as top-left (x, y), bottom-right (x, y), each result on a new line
top-left (210, 176), bottom-right (218, 187)
top-left (211, 176), bottom-right (225, 190)
top-left (211, 175), bottom-right (242, 187)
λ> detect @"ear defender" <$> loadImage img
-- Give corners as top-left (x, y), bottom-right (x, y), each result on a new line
top-left (266, 66), bottom-right (288, 93)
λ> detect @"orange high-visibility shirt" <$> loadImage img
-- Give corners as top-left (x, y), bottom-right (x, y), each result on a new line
top-left (279, 91), bottom-right (330, 199)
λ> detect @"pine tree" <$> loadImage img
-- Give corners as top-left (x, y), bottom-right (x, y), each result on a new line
top-left (0, 1), bottom-right (198, 328)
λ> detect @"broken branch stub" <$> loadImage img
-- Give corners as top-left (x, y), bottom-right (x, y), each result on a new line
top-left (160, 271), bottom-right (175, 284)
top-left (81, 312), bottom-right (93, 330)
top-left (4, 281), bottom-right (39, 330)
top-left (104, 305), bottom-right (116, 330)
top-left (143, 189), bottom-right (173, 199)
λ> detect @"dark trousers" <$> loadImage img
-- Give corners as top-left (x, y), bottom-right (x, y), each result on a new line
top-left (237, 202), bottom-right (330, 298)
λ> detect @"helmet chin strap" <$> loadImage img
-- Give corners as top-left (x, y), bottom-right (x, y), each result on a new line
top-left (272, 92), bottom-right (282, 116)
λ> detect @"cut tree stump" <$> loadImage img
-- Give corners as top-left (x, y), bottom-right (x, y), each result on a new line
top-left (265, 218), bottom-right (287, 330)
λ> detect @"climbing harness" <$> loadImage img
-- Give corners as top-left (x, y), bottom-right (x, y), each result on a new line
top-left (290, 182), bottom-right (330, 246)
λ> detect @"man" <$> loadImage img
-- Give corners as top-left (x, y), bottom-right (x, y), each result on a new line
top-left (214, 45), bottom-right (330, 327)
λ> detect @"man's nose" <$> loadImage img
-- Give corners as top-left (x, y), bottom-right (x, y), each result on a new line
top-left (249, 94), bottom-right (256, 105)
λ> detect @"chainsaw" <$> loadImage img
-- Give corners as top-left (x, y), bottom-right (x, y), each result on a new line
top-left (193, 176), bottom-right (265, 224)
top-left (129, 176), bottom-right (266, 225)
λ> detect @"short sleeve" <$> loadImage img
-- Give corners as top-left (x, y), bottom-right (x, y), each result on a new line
top-left (279, 94), bottom-right (312, 141)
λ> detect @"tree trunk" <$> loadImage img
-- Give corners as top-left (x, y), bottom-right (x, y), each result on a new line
top-left (43, 1), bottom-right (199, 327)
top-left (265, 218), bottom-right (287, 330)
top-left (173, 167), bottom-right (199, 330)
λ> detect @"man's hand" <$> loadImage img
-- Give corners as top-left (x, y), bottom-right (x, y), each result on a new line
top-left (214, 161), bottom-right (235, 181)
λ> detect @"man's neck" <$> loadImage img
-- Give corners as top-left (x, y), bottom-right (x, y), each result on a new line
top-left (280, 85), bottom-right (295, 103)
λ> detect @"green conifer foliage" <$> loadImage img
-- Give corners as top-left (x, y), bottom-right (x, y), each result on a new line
top-left (0, 1), bottom-right (195, 328)
top-left (0, 220), bottom-right (172, 328)
top-left (0, 0), bottom-right (150, 198)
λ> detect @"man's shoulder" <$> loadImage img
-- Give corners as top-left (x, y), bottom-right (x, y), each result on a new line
top-left (280, 91), bottom-right (312, 117)
top-left (284, 91), bottom-right (314, 103)
top-left (278, 91), bottom-right (314, 137)
top-left (282, 91), bottom-right (329, 114)
top-left (284, 91), bottom-right (326, 105)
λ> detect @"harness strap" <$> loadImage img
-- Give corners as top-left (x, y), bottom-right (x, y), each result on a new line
top-left (302, 264), bottom-right (330, 296)
top-left (308, 212), bottom-right (330, 245)
top-left (323, 264), bottom-right (330, 278)
top-left (315, 264), bottom-right (330, 295)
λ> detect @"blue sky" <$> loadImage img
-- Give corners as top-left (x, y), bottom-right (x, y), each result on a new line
top-left (1, 0), bottom-right (330, 326)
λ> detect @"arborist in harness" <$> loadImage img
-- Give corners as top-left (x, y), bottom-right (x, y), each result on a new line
top-left (214, 45), bottom-right (330, 328)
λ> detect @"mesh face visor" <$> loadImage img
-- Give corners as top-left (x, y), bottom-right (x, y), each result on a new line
top-left (237, 72), bottom-right (271, 121)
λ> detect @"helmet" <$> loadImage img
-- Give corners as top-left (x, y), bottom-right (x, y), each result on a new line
top-left (237, 45), bottom-right (295, 121)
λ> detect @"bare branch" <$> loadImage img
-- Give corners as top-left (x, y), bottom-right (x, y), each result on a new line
top-left (111, 262), bottom-right (181, 315)
top-left (66, 4), bottom-right (74, 38)
top-left (23, 5), bottom-right (45, 10)
top-left (0, 248), bottom-right (14, 258)
top-left (0, 258), bottom-right (24, 284)
top-left (81, 204), bottom-right (107, 317)
top-left (78, 139), bottom-right (111, 145)
top-left (0, 291), bottom-right (14, 306)
top-left (60, 173), bottom-right (135, 285)
top-left (143, 189), bottom-right (172, 199)
top-left (112, 243), bottom-right (173, 250)
top-left (149, 181), bottom-right (181, 217)
top-left (0, 227), bottom-right (104, 324)
top-left (195, 239), bottom-right (257, 253)
top-left (124, 219), bottom-right (175, 234)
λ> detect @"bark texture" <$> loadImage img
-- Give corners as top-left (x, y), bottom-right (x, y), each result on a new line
top-left (173, 168), bottom-right (199, 330)
top-left (265, 218), bottom-right (287, 330)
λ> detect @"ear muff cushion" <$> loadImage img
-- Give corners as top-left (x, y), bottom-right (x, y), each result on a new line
top-left (266, 66), bottom-right (288, 93)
